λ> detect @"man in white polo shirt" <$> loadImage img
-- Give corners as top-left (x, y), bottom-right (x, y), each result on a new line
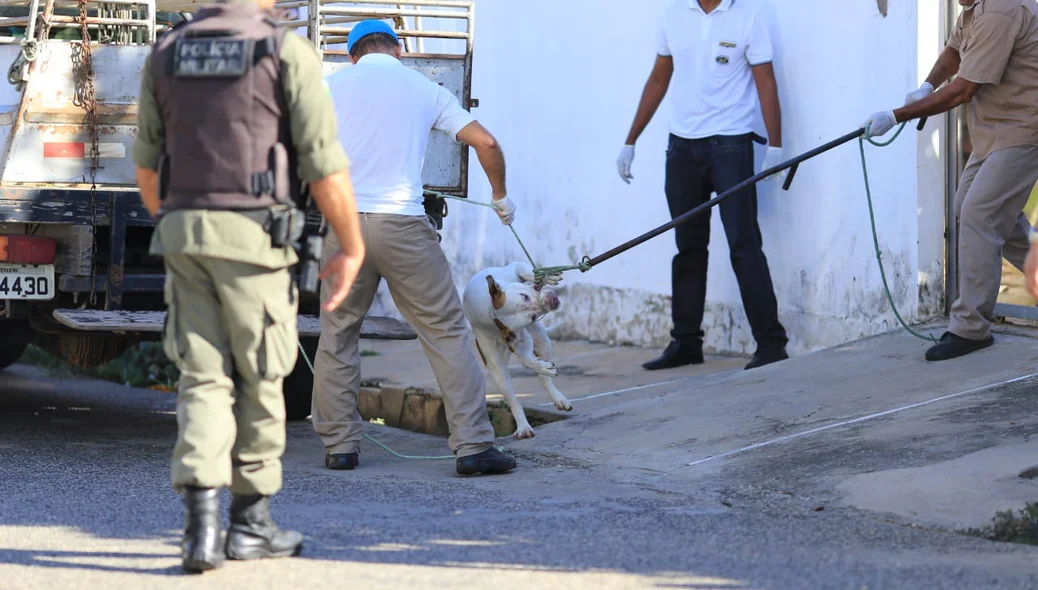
top-left (616, 0), bottom-right (788, 371)
top-left (312, 20), bottom-right (518, 476)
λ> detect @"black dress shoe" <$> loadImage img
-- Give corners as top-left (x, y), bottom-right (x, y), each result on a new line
top-left (745, 346), bottom-right (788, 370)
top-left (642, 340), bottom-right (704, 371)
top-left (225, 494), bottom-right (304, 561)
top-left (456, 447), bottom-right (517, 476)
top-left (925, 331), bottom-right (994, 361)
top-left (181, 486), bottom-right (224, 573)
top-left (325, 452), bottom-right (359, 470)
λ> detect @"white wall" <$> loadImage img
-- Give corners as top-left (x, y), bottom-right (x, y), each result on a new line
top-left (368, 0), bottom-right (949, 357)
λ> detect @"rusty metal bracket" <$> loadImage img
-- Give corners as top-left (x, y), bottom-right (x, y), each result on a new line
top-left (106, 192), bottom-right (128, 310)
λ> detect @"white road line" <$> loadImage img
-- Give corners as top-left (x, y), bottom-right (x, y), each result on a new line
top-left (538, 377), bottom-right (696, 407)
top-left (684, 371), bottom-right (1038, 468)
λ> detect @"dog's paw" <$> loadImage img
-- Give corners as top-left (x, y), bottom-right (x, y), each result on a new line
top-left (534, 361), bottom-right (558, 377)
top-left (513, 425), bottom-right (536, 439)
top-left (554, 399), bottom-right (573, 412)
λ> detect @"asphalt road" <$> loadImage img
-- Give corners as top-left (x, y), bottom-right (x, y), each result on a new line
top-left (2, 364), bottom-right (1038, 590)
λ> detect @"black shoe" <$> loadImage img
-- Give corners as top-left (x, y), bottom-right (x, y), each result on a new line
top-left (181, 487), bottom-right (224, 573)
top-left (456, 447), bottom-right (517, 476)
top-left (642, 340), bottom-right (704, 371)
top-left (225, 495), bottom-right (304, 561)
top-left (325, 452), bottom-right (359, 470)
top-left (925, 331), bottom-right (994, 362)
top-left (745, 346), bottom-right (788, 370)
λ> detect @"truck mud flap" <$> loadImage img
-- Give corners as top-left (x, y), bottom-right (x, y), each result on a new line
top-left (51, 309), bottom-right (418, 340)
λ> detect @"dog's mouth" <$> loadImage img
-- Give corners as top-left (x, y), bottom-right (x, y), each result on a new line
top-left (539, 292), bottom-right (560, 312)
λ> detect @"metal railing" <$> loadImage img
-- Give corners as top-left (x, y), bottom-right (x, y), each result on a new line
top-left (273, 0), bottom-right (473, 56)
top-left (0, 0), bottom-right (157, 45)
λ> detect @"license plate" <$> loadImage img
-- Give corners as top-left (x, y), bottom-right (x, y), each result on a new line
top-left (0, 264), bottom-right (55, 300)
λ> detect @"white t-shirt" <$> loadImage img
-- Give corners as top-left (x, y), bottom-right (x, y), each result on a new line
top-left (657, 0), bottom-right (774, 139)
top-left (324, 53), bottom-right (475, 216)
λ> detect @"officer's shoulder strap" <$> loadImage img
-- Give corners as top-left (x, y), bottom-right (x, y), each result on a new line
top-left (158, 19), bottom-right (192, 77)
top-left (156, 15), bottom-right (190, 43)
top-left (254, 20), bottom-right (289, 67)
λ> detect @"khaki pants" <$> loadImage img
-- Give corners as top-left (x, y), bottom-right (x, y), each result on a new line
top-left (950, 145), bottom-right (1038, 340)
top-left (310, 213), bottom-right (494, 458)
top-left (163, 254), bottom-right (299, 495)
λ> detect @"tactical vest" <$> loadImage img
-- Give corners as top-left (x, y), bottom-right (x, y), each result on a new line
top-left (150, 3), bottom-right (300, 211)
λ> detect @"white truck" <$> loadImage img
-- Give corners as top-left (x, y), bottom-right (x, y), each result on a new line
top-left (0, 0), bottom-right (476, 419)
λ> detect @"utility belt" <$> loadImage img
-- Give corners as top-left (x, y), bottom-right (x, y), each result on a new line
top-left (237, 207), bottom-right (324, 296)
top-left (157, 146), bottom-right (323, 293)
top-left (235, 207), bottom-right (305, 248)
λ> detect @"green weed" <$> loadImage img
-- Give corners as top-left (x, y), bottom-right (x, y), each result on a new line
top-left (18, 343), bottom-right (179, 390)
top-left (966, 502), bottom-right (1038, 545)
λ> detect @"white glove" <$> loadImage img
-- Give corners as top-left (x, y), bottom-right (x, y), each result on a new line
top-left (760, 146), bottom-right (788, 184)
top-left (491, 195), bottom-right (515, 225)
top-left (616, 145), bottom-right (635, 184)
top-left (862, 110), bottom-right (897, 139)
top-left (904, 82), bottom-right (934, 106)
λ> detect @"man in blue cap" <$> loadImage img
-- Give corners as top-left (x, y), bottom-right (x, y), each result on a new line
top-left (312, 19), bottom-right (520, 476)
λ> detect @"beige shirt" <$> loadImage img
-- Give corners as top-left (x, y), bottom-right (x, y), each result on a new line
top-left (948, 0), bottom-right (1038, 159)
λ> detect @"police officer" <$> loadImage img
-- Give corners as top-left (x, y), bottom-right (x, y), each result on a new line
top-left (132, 0), bottom-right (366, 573)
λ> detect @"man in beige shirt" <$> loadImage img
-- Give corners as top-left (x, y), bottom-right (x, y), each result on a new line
top-left (863, 0), bottom-right (1038, 361)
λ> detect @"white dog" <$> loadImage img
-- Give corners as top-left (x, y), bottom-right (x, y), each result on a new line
top-left (462, 261), bottom-right (573, 439)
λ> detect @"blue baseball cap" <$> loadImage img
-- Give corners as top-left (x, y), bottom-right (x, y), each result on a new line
top-left (347, 19), bottom-right (399, 53)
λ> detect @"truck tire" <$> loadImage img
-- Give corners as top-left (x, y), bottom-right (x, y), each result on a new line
top-left (0, 320), bottom-right (34, 370)
top-left (282, 337), bottom-right (318, 421)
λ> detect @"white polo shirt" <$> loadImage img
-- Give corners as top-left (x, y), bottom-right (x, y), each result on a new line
top-left (657, 0), bottom-right (774, 140)
top-left (324, 53), bottom-right (475, 216)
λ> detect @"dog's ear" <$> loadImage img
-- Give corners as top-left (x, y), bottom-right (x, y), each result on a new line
top-left (486, 275), bottom-right (506, 310)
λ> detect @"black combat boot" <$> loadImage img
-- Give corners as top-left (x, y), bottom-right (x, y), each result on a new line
top-left (225, 494), bottom-right (304, 560)
top-left (181, 486), bottom-right (224, 573)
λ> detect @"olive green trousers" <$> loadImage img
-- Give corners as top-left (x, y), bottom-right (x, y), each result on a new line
top-left (163, 253), bottom-right (299, 495)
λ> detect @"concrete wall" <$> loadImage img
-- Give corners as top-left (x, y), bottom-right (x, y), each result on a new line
top-left (364, 0), bottom-right (950, 357)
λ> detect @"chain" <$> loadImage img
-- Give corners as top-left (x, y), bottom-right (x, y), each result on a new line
top-left (72, 0), bottom-right (100, 305)
top-left (7, 2), bottom-right (53, 90)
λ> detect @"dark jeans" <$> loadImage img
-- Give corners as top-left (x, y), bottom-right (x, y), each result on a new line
top-left (664, 133), bottom-right (788, 351)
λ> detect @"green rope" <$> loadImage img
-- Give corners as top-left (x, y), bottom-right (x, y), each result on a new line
top-left (296, 341), bottom-right (455, 460)
top-left (361, 433), bottom-right (455, 461)
top-left (860, 123), bottom-right (937, 343)
top-left (424, 190), bottom-right (592, 280)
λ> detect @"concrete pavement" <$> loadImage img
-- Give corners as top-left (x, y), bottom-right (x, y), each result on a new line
top-left (3, 324), bottom-right (1038, 589)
